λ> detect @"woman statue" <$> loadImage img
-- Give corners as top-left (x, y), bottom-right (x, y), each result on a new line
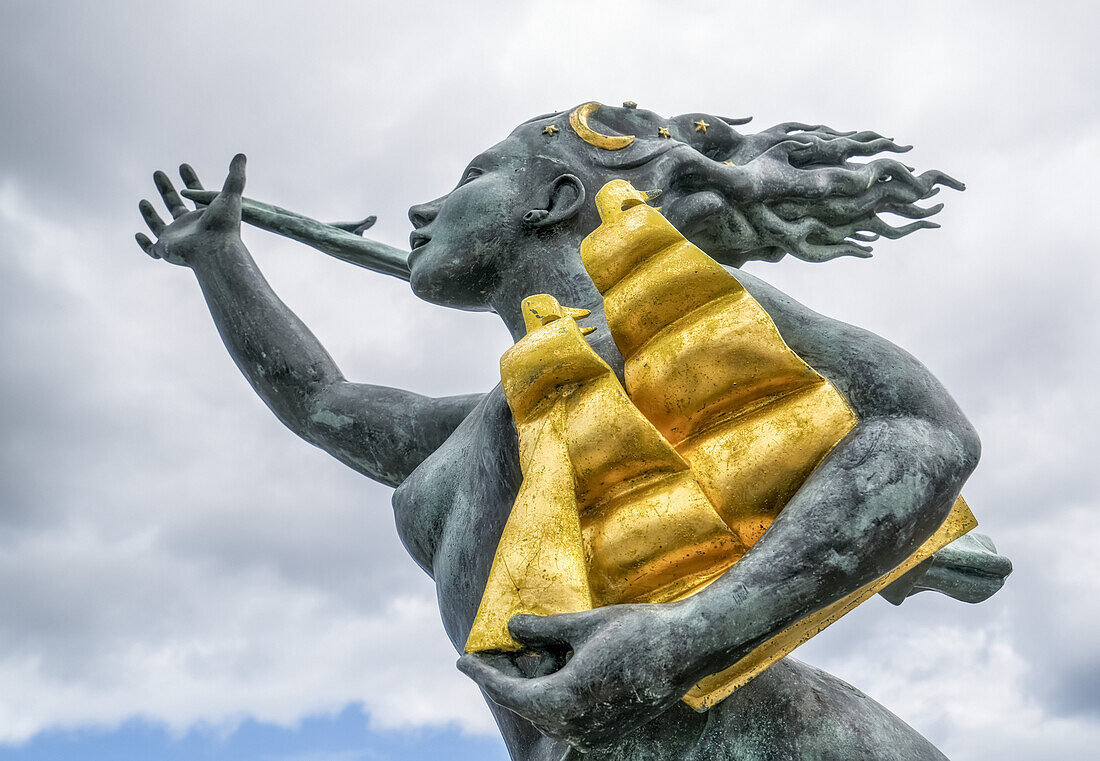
top-left (135, 103), bottom-right (1010, 760)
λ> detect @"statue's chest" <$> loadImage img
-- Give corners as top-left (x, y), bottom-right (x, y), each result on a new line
top-left (391, 387), bottom-right (522, 647)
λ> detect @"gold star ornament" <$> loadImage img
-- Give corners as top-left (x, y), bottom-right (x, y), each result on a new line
top-left (657, 126), bottom-right (671, 139)
top-left (543, 125), bottom-right (560, 136)
top-left (694, 119), bottom-right (710, 133)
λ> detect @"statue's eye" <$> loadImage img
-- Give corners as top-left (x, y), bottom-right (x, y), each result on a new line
top-left (459, 167), bottom-right (484, 186)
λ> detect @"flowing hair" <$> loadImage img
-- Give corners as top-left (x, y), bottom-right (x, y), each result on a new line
top-left (552, 102), bottom-right (962, 266)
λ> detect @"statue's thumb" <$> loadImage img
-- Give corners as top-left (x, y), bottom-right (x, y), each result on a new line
top-left (206, 154), bottom-right (247, 227)
top-left (222, 154), bottom-right (247, 197)
top-left (508, 613), bottom-right (568, 647)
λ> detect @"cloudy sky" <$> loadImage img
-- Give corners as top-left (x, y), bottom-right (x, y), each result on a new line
top-left (1, 1), bottom-right (1097, 759)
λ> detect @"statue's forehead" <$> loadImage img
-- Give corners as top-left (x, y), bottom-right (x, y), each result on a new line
top-left (474, 126), bottom-right (573, 170)
top-left (477, 134), bottom-right (544, 163)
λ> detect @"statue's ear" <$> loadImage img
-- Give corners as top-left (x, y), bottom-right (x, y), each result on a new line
top-left (523, 174), bottom-right (586, 228)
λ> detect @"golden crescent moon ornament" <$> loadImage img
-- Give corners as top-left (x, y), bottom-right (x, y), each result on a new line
top-left (569, 102), bottom-right (635, 150)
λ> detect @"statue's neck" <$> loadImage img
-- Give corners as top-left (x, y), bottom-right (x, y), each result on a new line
top-left (489, 238), bottom-right (607, 343)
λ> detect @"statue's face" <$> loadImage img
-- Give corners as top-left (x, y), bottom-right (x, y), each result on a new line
top-left (406, 136), bottom-right (556, 310)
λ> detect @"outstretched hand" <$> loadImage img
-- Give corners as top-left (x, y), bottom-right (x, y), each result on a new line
top-left (135, 154), bottom-right (247, 267)
top-left (458, 603), bottom-right (698, 752)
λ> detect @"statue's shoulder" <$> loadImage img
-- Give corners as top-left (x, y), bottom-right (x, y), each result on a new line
top-left (728, 266), bottom-right (964, 423)
top-left (725, 267), bottom-right (859, 365)
top-left (726, 267), bottom-right (835, 333)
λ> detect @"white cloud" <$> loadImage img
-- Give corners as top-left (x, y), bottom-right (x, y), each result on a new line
top-left (0, 0), bottom-right (1097, 756)
top-left (0, 478), bottom-right (496, 744)
top-left (805, 611), bottom-right (1100, 760)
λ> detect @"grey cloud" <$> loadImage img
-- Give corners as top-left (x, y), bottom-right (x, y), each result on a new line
top-left (1, 0), bottom-right (1098, 757)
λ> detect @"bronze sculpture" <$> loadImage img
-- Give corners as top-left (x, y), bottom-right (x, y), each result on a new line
top-left (135, 102), bottom-right (1011, 760)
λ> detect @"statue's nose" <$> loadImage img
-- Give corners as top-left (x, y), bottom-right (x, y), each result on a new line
top-left (409, 198), bottom-right (441, 229)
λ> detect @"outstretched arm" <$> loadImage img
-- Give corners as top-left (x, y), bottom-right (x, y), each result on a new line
top-left (136, 156), bottom-right (483, 488)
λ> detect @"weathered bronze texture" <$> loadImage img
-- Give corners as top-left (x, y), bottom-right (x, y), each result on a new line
top-left (687, 496), bottom-right (976, 709)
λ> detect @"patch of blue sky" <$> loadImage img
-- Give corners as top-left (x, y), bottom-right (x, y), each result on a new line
top-left (0, 705), bottom-right (509, 761)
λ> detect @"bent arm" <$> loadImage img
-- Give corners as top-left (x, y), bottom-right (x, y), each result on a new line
top-left (679, 270), bottom-right (980, 678)
top-left (681, 414), bottom-right (976, 677)
top-left (191, 236), bottom-right (483, 487)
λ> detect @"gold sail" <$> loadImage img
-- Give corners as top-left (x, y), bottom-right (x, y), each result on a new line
top-left (581, 180), bottom-right (861, 550)
top-left (463, 401), bottom-right (593, 654)
top-left (465, 295), bottom-right (744, 652)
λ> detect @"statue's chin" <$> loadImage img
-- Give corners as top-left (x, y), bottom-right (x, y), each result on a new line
top-left (409, 262), bottom-right (493, 312)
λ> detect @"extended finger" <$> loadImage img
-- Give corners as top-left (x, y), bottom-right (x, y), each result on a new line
top-left (456, 654), bottom-right (539, 715)
top-left (351, 216), bottom-right (376, 235)
top-left (154, 171), bottom-right (188, 218)
top-left (179, 163), bottom-right (205, 191)
top-left (138, 199), bottom-right (165, 235)
top-left (135, 232), bottom-right (159, 258)
top-left (329, 215), bottom-right (377, 234)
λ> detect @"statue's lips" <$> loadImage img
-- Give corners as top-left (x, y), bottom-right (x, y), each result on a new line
top-left (407, 232), bottom-right (431, 268)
